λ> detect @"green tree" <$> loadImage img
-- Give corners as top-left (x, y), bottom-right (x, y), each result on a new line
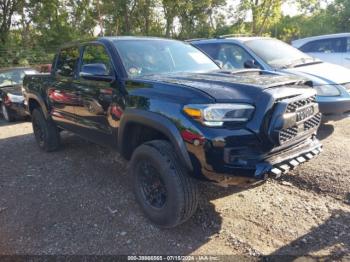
top-left (234, 0), bottom-right (321, 36)
top-left (237, 0), bottom-right (282, 35)
top-left (326, 0), bottom-right (350, 32)
top-left (162, 0), bottom-right (180, 37)
top-left (177, 0), bottom-right (226, 39)
top-left (0, 0), bottom-right (24, 44)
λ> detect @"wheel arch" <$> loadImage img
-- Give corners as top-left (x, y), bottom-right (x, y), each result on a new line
top-left (27, 93), bottom-right (49, 119)
top-left (118, 109), bottom-right (193, 172)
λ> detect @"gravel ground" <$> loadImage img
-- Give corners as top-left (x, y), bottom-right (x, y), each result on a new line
top-left (0, 117), bottom-right (349, 258)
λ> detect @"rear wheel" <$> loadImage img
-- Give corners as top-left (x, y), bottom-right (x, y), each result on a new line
top-left (32, 108), bottom-right (61, 152)
top-left (130, 140), bottom-right (198, 228)
top-left (1, 103), bottom-right (14, 122)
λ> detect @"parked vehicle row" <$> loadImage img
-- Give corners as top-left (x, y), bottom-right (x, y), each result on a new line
top-left (1, 34), bottom-right (348, 228)
top-left (190, 36), bottom-right (350, 121)
top-left (3, 35), bottom-right (350, 124)
top-left (22, 37), bottom-right (323, 228)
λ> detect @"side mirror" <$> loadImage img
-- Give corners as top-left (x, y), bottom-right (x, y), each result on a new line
top-left (244, 59), bottom-right (259, 69)
top-left (214, 59), bottom-right (224, 69)
top-left (80, 63), bottom-right (114, 82)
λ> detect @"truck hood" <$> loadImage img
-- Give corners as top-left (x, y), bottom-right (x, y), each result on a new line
top-left (284, 62), bottom-right (350, 85)
top-left (138, 70), bottom-right (307, 102)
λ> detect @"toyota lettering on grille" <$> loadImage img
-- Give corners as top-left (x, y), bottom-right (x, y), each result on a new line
top-left (296, 106), bottom-right (314, 122)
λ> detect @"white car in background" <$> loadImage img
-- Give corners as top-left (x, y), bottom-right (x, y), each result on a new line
top-left (292, 33), bottom-right (350, 69)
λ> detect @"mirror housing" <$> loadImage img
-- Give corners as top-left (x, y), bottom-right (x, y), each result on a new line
top-left (80, 63), bottom-right (114, 82)
top-left (244, 59), bottom-right (259, 69)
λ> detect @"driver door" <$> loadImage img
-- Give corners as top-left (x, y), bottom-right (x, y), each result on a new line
top-left (72, 43), bottom-right (118, 146)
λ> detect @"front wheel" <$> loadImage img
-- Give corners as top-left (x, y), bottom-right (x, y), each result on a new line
top-left (32, 108), bottom-right (61, 152)
top-left (130, 140), bottom-right (198, 228)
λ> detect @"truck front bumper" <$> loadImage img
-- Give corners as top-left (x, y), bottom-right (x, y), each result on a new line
top-left (200, 135), bottom-right (322, 186)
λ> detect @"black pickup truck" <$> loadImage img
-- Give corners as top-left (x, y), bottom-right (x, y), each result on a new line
top-left (23, 37), bottom-right (322, 227)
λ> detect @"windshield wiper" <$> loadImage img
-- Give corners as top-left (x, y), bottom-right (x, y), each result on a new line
top-left (280, 57), bottom-right (321, 69)
top-left (293, 60), bottom-right (323, 68)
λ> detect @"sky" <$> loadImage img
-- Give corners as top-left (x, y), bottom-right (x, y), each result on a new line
top-left (227, 0), bottom-right (332, 19)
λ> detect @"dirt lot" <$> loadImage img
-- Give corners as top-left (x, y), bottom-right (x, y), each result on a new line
top-left (0, 117), bottom-right (349, 258)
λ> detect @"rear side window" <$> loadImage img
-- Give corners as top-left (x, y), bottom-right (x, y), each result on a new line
top-left (197, 43), bottom-right (256, 69)
top-left (300, 38), bottom-right (347, 53)
top-left (56, 47), bottom-right (80, 77)
top-left (195, 44), bottom-right (221, 61)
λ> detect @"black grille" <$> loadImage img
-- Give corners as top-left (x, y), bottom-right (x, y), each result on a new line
top-left (304, 113), bottom-right (322, 130)
top-left (279, 126), bottom-right (298, 143)
top-left (276, 94), bottom-right (320, 145)
top-left (286, 95), bottom-right (316, 113)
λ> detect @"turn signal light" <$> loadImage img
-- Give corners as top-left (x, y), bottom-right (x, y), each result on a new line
top-left (183, 107), bottom-right (201, 119)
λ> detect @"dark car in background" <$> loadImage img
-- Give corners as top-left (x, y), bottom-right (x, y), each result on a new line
top-left (190, 36), bottom-right (350, 121)
top-left (0, 67), bottom-right (38, 122)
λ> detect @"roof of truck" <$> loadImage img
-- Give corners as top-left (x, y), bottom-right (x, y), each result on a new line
top-left (59, 36), bottom-right (184, 49)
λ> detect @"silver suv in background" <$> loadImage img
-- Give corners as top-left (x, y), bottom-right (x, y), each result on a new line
top-left (190, 36), bottom-right (350, 121)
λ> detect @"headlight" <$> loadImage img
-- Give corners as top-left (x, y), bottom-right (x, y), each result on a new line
top-left (183, 104), bottom-right (255, 127)
top-left (314, 85), bottom-right (340, 96)
top-left (7, 93), bottom-right (24, 103)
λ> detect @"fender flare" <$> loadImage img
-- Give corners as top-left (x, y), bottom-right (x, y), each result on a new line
top-left (118, 109), bottom-right (193, 172)
top-left (26, 92), bottom-right (49, 119)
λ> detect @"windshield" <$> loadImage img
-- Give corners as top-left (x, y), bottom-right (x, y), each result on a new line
top-left (245, 39), bottom-right (315, 68)
top-left (0, 68), bottom-right (37, 88)
top-left (113, 39), bottom-right (219, 77)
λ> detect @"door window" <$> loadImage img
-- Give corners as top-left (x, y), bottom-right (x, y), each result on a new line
top-left (300, 38), bottom-right (347, 53)
top-left (81, 44), bottom-right (112, 75)
top-left (56, 47), bottom-right (80, 77)
top-left (197, 43), bottom-right (257, 69)
top-left (347, 38), bottom-right (350, 52)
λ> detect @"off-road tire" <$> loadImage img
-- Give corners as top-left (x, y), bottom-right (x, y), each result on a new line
top-left (130, 140), bottom-right (198, 228)
top-left (32, 108), bottom-right (61, 152)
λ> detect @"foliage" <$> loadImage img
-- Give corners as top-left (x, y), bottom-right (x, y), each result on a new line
top-left (237, 0), bottom-right (283, 35)
top-left (0, 0), bottom-right (349, 67)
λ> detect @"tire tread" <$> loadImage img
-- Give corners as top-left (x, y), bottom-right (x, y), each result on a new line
top-left (32, 108), bottom-right (60, 152)
top-left (143, 140), bottom-right (198, 226)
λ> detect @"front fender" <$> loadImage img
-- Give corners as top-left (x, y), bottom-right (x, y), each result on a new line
top-left (118, 109), bottom-right (193, 172)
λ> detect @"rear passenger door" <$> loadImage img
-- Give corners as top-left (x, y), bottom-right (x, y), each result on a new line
top-left (73, 43), bottom-right (118, 146)
top-left (343, 38), bottom-right (350, 69)
top-left (50, 47), bottom-right (80, 130)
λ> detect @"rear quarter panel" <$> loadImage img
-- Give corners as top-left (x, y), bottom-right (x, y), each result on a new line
top-left (23, 73), bottom-right (54, 116)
